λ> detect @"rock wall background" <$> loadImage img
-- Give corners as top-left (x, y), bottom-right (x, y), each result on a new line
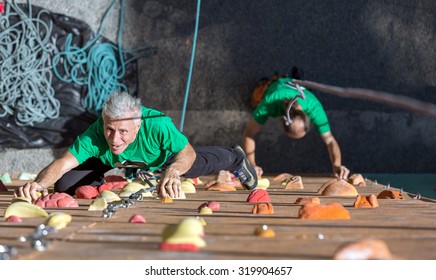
top-left (4, 0), bottom-right (436, 175)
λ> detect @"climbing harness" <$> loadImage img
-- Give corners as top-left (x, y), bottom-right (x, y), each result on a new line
top-left (292, 79), bottom-right (436, 119)
top-left (282, 81), bottom-right (306, 126)
top-left (104, 163), bottom-right (160, 218)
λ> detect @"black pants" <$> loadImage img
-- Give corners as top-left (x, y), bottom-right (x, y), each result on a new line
top-left (55, 146), bottom-right (244, 195)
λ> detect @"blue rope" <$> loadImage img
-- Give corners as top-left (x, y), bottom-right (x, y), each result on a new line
top-left (52, 0), bottom-right (127, 115)
top-left (179, 0), bottom-right (201, 132)
top-left (51, 0), bottom-right (156, 115)
top-left (0, 0), bottom-right (60, 126)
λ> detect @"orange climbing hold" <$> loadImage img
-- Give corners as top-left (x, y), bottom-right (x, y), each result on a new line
top-left (295, 197), bottom-right (321, 205)
top-left (161, 197), bottom-right (173, 203)
top-left (348, 173), bottom-right (366, 186)
top-left (254, 225), bottom-right (276, 238)
top-left (353, 194), bottom-right (379, 208)
top-left (283, 176), bottom-right (304, 189)
top-left (377, 189), bottom-right (407, 199)
top-left (318, 179), bottom-right (358, 196)
top-left (252, 203), bottom-right (274, 214)
top-left (272, 173), bottom-right (293, 181)
top-left (205, 182), bottom-right (237, 191)
top-left (298, 202), bottom-right (350, 219)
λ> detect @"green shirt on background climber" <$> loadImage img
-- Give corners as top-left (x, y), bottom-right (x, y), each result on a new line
top-left (242, 74), bottom-right (349, 180)
top-left (253, 77), bottom-right (331, 134)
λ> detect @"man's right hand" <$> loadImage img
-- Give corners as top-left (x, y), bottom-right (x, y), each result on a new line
top-left (15, 182), bottom-right (48, 202)
top-left (254, 165), bottom-right (264, 177)
top-left (158, 167), bottom-right (182, 198)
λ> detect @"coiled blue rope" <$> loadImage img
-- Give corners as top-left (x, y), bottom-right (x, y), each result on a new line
top-left (52, 0), bottom-right (156, 115)
top-left (52, 0), bottom-right (127, 115)
top-left (179, 0), bottom-right (201, 132)
top-left (0, 0), bottom-right (156, 126)
top-left (0, 0), bottom-right (59, 126)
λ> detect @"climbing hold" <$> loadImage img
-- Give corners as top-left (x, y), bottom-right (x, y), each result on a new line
top-left (252, 203), bottom-right (274, 214)
top-left (254, 225), bottom-right (276, 238)
top-left (273, 173), bottom-right (293, 181)
top-left (0, 173), bottom-right (12, 184)
top-left (184, 177), bottom-right (203, 186)
top-left (75, 185), bottom-right (100, 199)
top-left (98, 190), bottom-right (121, 203)
top-left (255, 178), bottom-right (270, 189)
top-left (181, 180), bottom-right (196, 193)
top-left (18, 173), bottom-right (37, 180)
top-left (247, 189), bottom-right (271, 203)
top-left (204, 170), bottom-right (241, 189)
top-left (353, 194), bottom-right (379, 208)
top-left (161, 197), bottom-right (173, 203)
top-left (295, 197), bottom-right (321, 205)
top-left (333, 238), bottom-right (393, 260)
top-left (283, 176), bottom-right (304, 189)
top-left (198, 206), bottom-right (213, 215)
top-left (88, 197), bottom-right (107, 211)
top-left (298, 202), bottom-right (351, 220)
top-left (160, 217), bottom-right (206, 250)
top-left (34, 192), bottom-right (79, 208)
top-left (159, 243), bottom-right (199, 251)
top-left (0, 180), bottom-right (7, 192)
top-left (99, 175), bottom-right (129, 191)
top-left (5, 215), bottom-right (23, 223)
top-left (129, 214), bottom-right (146, 223)
top-left (198, 201), bottom-right (220, 211)
top-left (318, 179), bottom-right (358, 196)
top-left (119, 182), bottom-right (152, 198)
top-left (377, 189), bottom-right (407, 200)
top-left (348, 173), bottom-right (366, 186)
top-left (195, 216), bottom-right (207, 226)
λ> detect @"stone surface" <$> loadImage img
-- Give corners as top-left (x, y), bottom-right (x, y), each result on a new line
top-left (3, 0), bottom-right (436, 177)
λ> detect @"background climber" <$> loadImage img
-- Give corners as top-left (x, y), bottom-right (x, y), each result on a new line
top-left (242, 67), bottom-right (350, 180)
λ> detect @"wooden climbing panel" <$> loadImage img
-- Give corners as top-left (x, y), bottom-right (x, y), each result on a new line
top-left (1, 174), bottom-right (436, 260)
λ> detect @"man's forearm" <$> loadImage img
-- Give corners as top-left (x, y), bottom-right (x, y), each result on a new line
top-left (35, 152), bottom-right (79, 189)
top-left (326, 139), bottom-right (342, 169)
top-left (242, 119), bottom-right (263, 166)
top-left (168, 143), bottom-right (196, 175)
top-left (243, 136), bottom-right (257, 166)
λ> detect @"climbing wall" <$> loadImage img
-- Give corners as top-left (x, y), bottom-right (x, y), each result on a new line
top-left (1, 173), bottom-right (436, 260)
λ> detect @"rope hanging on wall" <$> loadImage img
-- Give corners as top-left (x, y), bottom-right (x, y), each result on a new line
top-left (0, 0), bottom-right (60, 126)
top-left (179, 0), bottom-right (201, 132)
top-left (292, 79), bottom-right (436, 119)
top-left (52, 0), bottom-right (156, 115)
top-left (52, 0), bottom-right (126, 115)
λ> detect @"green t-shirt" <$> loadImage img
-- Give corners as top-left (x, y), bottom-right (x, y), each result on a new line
top-left (68, 106), bottom-right (188, 171)
top-left (252, 77), bottom-right (331, 134)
